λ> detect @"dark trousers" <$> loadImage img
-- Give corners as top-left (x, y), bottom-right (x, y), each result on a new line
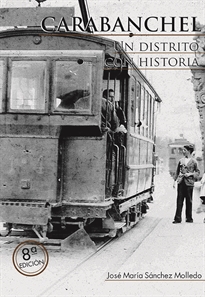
top-left (174, 180), bottom-right (193, 222)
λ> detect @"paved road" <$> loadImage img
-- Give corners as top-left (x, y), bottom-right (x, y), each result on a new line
top-left (0, 171), bottom-right (205, 297)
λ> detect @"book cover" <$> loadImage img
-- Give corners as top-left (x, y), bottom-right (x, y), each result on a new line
top-left (0, 1), bottom-right (204, 296)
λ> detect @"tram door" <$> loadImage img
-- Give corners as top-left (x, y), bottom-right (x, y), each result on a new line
top-left (103, 76), bottom-right (127, 198)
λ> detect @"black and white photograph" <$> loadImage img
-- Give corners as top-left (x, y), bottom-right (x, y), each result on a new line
top-left (0, 0), bottom-right (205, 296)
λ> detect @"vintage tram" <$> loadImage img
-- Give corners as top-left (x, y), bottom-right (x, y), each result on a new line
top-left (0, 8), bottom-right (161, 242)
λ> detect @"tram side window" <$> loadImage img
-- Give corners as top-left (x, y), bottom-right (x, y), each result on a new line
top-left (130, 77), bottom-right (136, 127)
top-left (140, 86), bottom-right (145, 136)
top-left (10, 61), bottom-right (46, 111)
top-left (148, 95), bottom-right (152, 138)
top-left (135, 81), bottom-right (141, 133)
top-left (151, 97), bottom-right (155, 140)
top-left (145, 90), bottom-right (149, 137)
top-left (0, 61), bottom-right (3, 111)
top-left (54, 61), bottom-right (92, 111)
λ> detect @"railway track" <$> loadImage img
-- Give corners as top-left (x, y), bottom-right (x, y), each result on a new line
top-left (35, 236), bottom-right (117, 297)
top-left (0, 226), bottom-right (115, 251)
top-left (0, 225), bottom-right (118, 297)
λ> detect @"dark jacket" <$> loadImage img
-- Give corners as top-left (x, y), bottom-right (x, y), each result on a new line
top-left (174, 157), bottom-right (200, 186)
top-left (101, 98), bottom-right (119, 131)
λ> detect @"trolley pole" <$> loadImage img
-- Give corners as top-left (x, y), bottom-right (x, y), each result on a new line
top-left (78, 0), bottom-right (92, 33)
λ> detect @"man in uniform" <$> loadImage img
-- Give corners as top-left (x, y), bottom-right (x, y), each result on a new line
top-left (101, 89), bottom-right (119, 132)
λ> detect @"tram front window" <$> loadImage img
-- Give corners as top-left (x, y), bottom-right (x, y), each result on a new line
top-left (10, 61), bottom-right (46, 111)
top-left (0, 61), bottom-right (3, 111)
top-left (171, 148), bottom-right (176, 154)
top-left (54, 61), bottom-right (91, 111)
top-left (178, 148), bottom-right (183, 155)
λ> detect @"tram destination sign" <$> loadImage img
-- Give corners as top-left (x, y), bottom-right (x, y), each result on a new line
top-left (0, 7), bottom-right (74, 27)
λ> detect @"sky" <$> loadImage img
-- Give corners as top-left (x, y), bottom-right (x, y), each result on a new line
top-left (0, 0), bottom-right (205, 154)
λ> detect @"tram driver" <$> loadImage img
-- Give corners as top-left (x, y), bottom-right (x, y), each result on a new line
top-left (101, 89), bottom-right (127, 134)
top-left (101, 90), bottom-right (119, 133)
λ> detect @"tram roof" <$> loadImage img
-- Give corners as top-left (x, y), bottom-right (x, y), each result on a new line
top-left (0, 27), bottom-right (162, 103)
top-left (168, 138), bottom-right (193, 147)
